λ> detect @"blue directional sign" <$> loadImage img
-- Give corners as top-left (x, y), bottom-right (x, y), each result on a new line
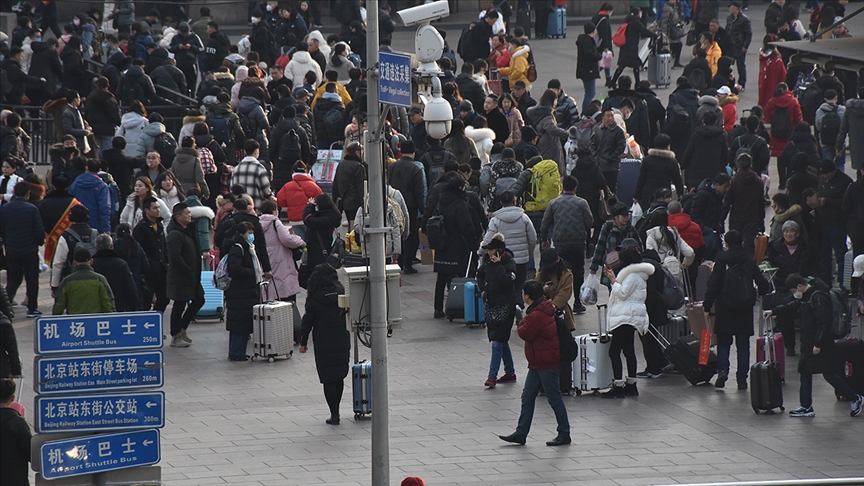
top-left (35, 312), bottom-right (163, 354)
top-left (40, 429), bottom-right (161, 480)
top-left (36, 391), bottom-right (165, 434)
top-left (35, 351), bottom-right (164, 395)
top-left (379, 51), bottom-right (412, 108)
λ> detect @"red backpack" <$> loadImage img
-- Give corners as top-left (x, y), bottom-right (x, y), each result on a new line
top-left (612, 23), bottom-right (628, 47)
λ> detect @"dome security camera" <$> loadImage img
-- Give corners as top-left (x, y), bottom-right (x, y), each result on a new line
top-left (423, 77), bottom-right (452, 140)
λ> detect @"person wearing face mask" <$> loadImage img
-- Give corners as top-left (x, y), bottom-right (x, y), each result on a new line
top-left (249, 10), bottom-right (277, 66)
top-left (223, 221), bottom-right (264, 360)
top-left (765, 274), bottom-right (863, 418)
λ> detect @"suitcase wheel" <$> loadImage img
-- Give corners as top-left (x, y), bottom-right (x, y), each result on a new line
top-left (753, 407), bottom-right (759, 414)
top-left (355, 413), bottom-right (361, 420)
top-left (573, 388), bottom-right (582, 396)
top-left (251, 355), bottom-right (258, 362)
top-left (268, 356), bottom-right (275, 363)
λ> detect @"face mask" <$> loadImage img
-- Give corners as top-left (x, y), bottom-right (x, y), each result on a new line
top-left (266, 4), bottom-right (274, 11)
top-left (247, 234), bottom-right (255, 244)
top-left (73, 19), bottom-right (81, 26)
top-left (623, 111), bottom-right (631, 120)
top-left (251, 17), bottom-right (260, 24)
top-left (793, 291), bottom-right (803, 299)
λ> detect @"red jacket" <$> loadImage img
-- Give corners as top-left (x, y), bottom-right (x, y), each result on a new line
top-left (668, 212), bottom-right (705, 249)
top-left (758, 51), bottom-right (786, 111)
top-left (763, 90), bottom-right (803, 157)
top-left (517, 298), bottom-right (559, 369)
top-left (276, 173), bottom-right (323, 221)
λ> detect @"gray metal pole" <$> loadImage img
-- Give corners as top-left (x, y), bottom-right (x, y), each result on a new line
top-left (364, 2), bottom-right (390, 486)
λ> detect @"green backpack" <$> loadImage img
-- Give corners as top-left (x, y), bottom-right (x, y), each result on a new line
top-left (524, 159), bottom-right (561, 212)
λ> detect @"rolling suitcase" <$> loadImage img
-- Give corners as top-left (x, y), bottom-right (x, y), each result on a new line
top-left (648, 53), bottom-right (672, 88)
top-left (517, 8), bottom-right (532, 39)
top-left (663, 333), bottom-right (718, 385)
top-left (756, 314), bottom-right (785, 382)
top-left (546, 6), bottom-right (566, 38)
top-left (659, 313), bottom-right (690, 345)
top-left (835, 338), bottom-right (864, 399)
top-left (196, 270), bottom-right (224, 321)
top-left (682, 261), bottom-right (715, 345)
top-left (352, 360), bottom-right (372, 419)
top-left (750, 318), bottom-right (784, 413)
top-left (445, 253), bottom-right (475, 322)
top-left (488, 69), bottom-right (502, 96)
top-left (615, 159), bottom-right (642, 205)
top-left (754, 233), bottom-right (769, 264)
top-left (574, 304), bottom-right (614, 394)
top-left (252, 283), bottom-right (294, 362)
top-left (464, 280), bottom-right (486, 327)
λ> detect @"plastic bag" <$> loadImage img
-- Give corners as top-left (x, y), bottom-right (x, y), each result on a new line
top-left (580, 273), bottom-right (600, 306)
top-left (627, 135), bottom-right (643, 159)
top-left (599, 50), bottom-right (613, 69)
top-left (630, 201), bottom-right (643, 225)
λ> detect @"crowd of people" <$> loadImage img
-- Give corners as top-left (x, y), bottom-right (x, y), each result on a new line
top-left (1, 1), bottom-right (864, 469)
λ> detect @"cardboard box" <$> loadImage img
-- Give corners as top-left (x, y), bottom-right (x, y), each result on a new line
top-left (418, 233), bottom-right (434, 265)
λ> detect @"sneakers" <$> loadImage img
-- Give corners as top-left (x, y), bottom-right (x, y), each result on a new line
top-left (170, 335), bottom-right (190, 347)
top-left (737, 381), bottom-right (748, 390)
top-left (852, 395), bottom-right (863, 417)
top-left (484, 377), bottom-right (496, 388)
top-left (662, 363), bottom-right (678, 373)
top-left (498, 433), bottom-right (526, 445)
top-left (497, 373), bottom-right (516, 383)
top-left (715, 370), bottom-right (728, 389)
top-left (180, 330), bottom-right (192, 343)
top-left (26, 309), bottom-right (43, 318)
top-left (636, 370), bottom-right (661, 379)
top-left (789, 406), bottom-right (815, 417)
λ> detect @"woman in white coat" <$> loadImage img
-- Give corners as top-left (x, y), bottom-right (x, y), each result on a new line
top-left (285, 41), bottom-right (323, 90)
top-left (465, 116), bottom-right (496, 166)
top-left (602, 244), bottom-right (654, 398)
top-left (0, 160), bottom-right (24, 204)
top-left (645, 209), bottom-right (695, 282)
top-left (120, 176), bottom-right (171, 228)
top-left (115, 101), bottom-right (149, 158)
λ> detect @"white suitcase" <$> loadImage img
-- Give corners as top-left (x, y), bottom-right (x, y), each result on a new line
top-left (574, 304), bottom-right (615, 394)
top-left (252, 300), bottom-right (294, 362)
top-left (649, 53), bottom-right (672, 88)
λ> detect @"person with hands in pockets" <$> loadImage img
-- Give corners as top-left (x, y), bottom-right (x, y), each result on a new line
top-left (477, 234), bottom-right (517, 389)
top-left (765, 274), bottom-right (863, 418)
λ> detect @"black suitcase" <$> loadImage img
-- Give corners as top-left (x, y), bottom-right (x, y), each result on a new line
top-left (664, 334), bottom-right (717, 385)
top-left (835, 338), bottom-right (864, 400)
top-left (517, 8), bottom-right (532, 38)
top-left (750, 360), bottom-right (784, 413)
top-left (445, 277), bottom-right (469, 321)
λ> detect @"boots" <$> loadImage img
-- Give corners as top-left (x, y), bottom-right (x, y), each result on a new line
top-left (601, 380), bottom-right (626, 398)
top-left (623, 378), bottom-right (639, 396)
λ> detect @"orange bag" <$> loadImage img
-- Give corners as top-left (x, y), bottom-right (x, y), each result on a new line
top-left (754, 233), bottom-right (768, 263)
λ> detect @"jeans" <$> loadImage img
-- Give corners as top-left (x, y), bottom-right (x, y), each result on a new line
top-left (434, 272), bottom-right (456, 311)
top-left (516, 368), bottom-right (570, 437)
top-left (228, 332), bottom-right (248, 357)
top-left (799, 364), bottom-right (858, 408)
top-left (581, 78), bottom-right (596, 114)
top-left (822, 145), bottom-right (846, 173)
top-left (609, 325), bottom-right (638, 380)
top-left (5, 252), bottom-right (40, 312)
top-left (289, 223), bottom-right (306, 241)
top-left (95, 135), bottom-right (114, 158)
top-left (489, 341), bottom-right (515, 378)
top-left (716, 333), bottom-right (750, 382)
top-left (818, 221), bottom-right (848, 286)
top-left (555, 244), bottom-right (585, 304)
top-left (734, 50), bottom-right (747, 89)
top-left (170, 295), bottom-right (205, 336)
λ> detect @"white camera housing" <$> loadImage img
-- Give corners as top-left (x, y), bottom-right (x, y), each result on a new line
top-left (395, 1), bottom-right (450, 27)
top-left (422, 77), bottom-right (452, 140)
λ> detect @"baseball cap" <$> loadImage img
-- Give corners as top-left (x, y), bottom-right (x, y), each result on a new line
top-left (408, 106), bottom-right (422, 116)
top-left (513, 80), bottom-right (527, 90)
top-left (717, 86), bottom-right (732, 95)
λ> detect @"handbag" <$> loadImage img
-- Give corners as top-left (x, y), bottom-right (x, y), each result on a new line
top-left (685, 26), bottom-right (699, 46)
top-left (670, 22), bottom-right (686, 40)
top-left (314, 230), bottom-right (346, 269)
top-left (599, 50), bottom-right (613, 69)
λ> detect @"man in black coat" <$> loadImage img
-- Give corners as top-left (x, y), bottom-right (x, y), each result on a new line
top-left (0, 379), bottom-right (31, 486)
top-left (688, 174), bottom-right (731, 260)
top-left (118, 58), bottom-right (157, 107)
top-left (590, 109), bottom-right (627, 192)
top-left (665, 77), bottom-right (702, 159)
top-left (722, 154), bottom-right (765, 254)
top-left (149, 58), bottom-right (188, 103)
top-left (635, 81), bottom-right (667, 145)
top-left (26, 39), bottom-right (63, 108)
top-left (101, 52), bottom-right (132, 96)
top-left (332, 142), bottom-right (366, 232)
top-left (512, 81), bottom-right (537, 125)
top-left (133, 196), bottom-right (169, 313)
top-left (726, 2), bottom-right (752, 90)
top-left (462, 10), bottom-right (497, 66)
top-left (455, 63), bottom-right (485, 115)
top-left (387, 141), bottom-right (426, 274)
top-left (602, 76), bottom-right (651, 148)
top-left (728, 115), bottom-right (770, 173)
top-left (2, 46), bottom-right (46, 106)
top-left (204, 21), bottom-right (231, 74)
top-left (0, 183), bottom-right (45, 318)
top-left (408, 107), bottom-right (428, 156)
top-left (102, 136), bottom-right (140, 201)
top-left (681, 111), bottom-right (729, 189)
top-left (213, 198), bottom-right (272, 275)
top-left (168, 23), bottom-right (204, 95)
top-left (165, 203), bottom-right (204, 348)
top-left (815, 159), bottom-right (852, 286)
top-left (91, 234), bottom-right (139, 312)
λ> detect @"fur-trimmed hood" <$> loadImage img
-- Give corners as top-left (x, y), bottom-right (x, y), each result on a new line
top-left (774, 204), bottom-right (802, 224)
top-left (183, 115), bottom-right (205, 126)
top-left (719, 94), bottom-right (739, 107)
top-left (189, 205), bottom-right (215, 220)
top-left (465, 126), bottom-right (496, 142)
top-left (647, 148), bottom-right (676, 159)
top-left (616, 262), bottom-right (655, 282)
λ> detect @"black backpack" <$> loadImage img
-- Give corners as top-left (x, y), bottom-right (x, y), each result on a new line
top-left (324, 107), bottom-right (345, 144)
top-left (734, 134), bottom-right (758, 162)
top-left (819, 105), bottom-right (842, 147)
top-left (556, 313), bottom-right (578, 363)
top-left (425, 205), bottom-right (448, 250)
top-left (153, 132), bottom-right (178, 168)
top-left (688, 68), bottom-right (707, 92)
top-left (800, 83), bottom-right (823, 124)
top-left (120, 76), bottom-right (144, 106)
top-left (208, 114), bottom-right (232, 145)
top-left (425, 152), bottom-right (447, 187)
top-left (770, 106), bottom-right (793, 140)
top-left (722, 261), bottom-right (757, 310)
top-left (278, 129), bottom-right (301, 164)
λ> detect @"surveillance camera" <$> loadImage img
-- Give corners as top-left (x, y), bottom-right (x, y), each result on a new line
top-left (422, 78), bottom-right (452, 140)
top-left (395, 1), bottom-right (450, 27)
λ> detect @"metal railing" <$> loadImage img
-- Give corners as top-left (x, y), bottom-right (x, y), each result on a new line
top-left (660, 478), bottom-right (864, 486)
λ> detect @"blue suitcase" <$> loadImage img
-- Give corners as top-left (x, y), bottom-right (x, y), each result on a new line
top-left (615, 158), bottom-right (642, 207)
top-left (546, 7), bottom-right (566, 38)
top-left (196, 270), bottom-right (224, 321)
top-left (352, 360), bottom-right (372, 419)
top-left (464, 280), bottom-right (485, 328)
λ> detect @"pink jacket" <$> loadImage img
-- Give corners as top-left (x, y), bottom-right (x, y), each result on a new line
top-left (260, 213), bottom-right (305, 298)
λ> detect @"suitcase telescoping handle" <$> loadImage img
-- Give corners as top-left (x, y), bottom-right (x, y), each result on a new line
top-left (647, 323), bottom-right (671, 349)
top-left (259, 280), bottom-right (282, 303)
top-left (596, 304), bottom-right (611, 342)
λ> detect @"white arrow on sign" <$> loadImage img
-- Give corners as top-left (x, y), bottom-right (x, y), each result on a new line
top-left (144, 322), bottom-right (155, 329)
top-left (143, 439), bottom-right (154, 446)
top-left (144, 361), bottom-right (154, 366)
top-left (146, 401), bottom-right (157, 408)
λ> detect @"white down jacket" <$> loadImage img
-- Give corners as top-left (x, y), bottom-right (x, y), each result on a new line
top-left (465, 126), bottom-right (496, 166)
top-left (285, 50), bottom-right (323, 91)
top-left (607, 262), bottom-right (655, 335)
top-left (481, 206), bottom-right (537, 264)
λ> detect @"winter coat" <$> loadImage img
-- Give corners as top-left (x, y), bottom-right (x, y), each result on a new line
top-left (0, 316), bottom-right (21, 378)
top-left (118, 65), bottom-right (157, 106)
top-left (694, 96), bottom-right (723, 129)
top-left (499, 46), bottom-right (532, 89)
top-left (270, 117), bottom-right (314, 186)
top-left (27, 41), bottom-right (63, 95)
top-left (518, 298), bottom-right (559, 369)
top-left (718, 93), bottom-right (739, 132)
top-left (277, 174), bottom-right (323, 222)
top-left (635, 149), bottom-right (684, 207)
top-left (476, 250), bottom-right (517, 342)
top-left (0, 406), bottom-right (30, 486)
top-left (260, 214), bottom-right (304, 298)
top-left (313, 94), bottom-right (345, 148)
top-left (728, 131), bottom-right (771, 173)
top-left (539, 192), bottom-right (594, 248)
top-left (69, 172), bottom-right (111, 233)
top-left (461, 20), bottom-right (494, 69)
top-left (636, 87), bottom-right (667, 143)
top-left (482, 206), bottom-right (536, 264)
top-left (704, 245), bottom-right (769, 336)
top-left (454, 73), bottom-right (485, 113)
top-left (668, 212), bottom-right (705, 250)
top-left (61, 105), bottom-right (90, 152)
top-left (571, 155), bottom-right (607, 227)
top-left (302, 204), bottom-right (342, 270)
top-left (157, 187), bottom-right (183, 211)
top-left (224, 236), bottom-right (259, 336)
top-left (170, 147), bottom-right (208, 200)
top-left (102, 148), bottom-right (138, 199)
top-left (165, 219), bottom-right (203, 302)
top-left (538, 265), bottom-right (577, 329)
top-left (205, 30), bottom-right (231, 73)
top-left (646, 225), bottom-right (696, 273)
top-left (120, 194), bottom-right (171, 229)
top-left (2, 58), bottom-right (42, 104)
top-left (592, 11), bottom-right (614, 51)
top-left (724, 168), bottom-right (765, 225)
top-left (817, 170), bottom-right (853, 225)
top-left (300, 284), bottom-right (349, 384)
top-left (483, 108), bottom-right (510, 148)
top-left (770, 279), bottom-right (835, 372)
top-left (777, 131), bottom-right (820, 175)
top-left (591, 122), bottom-right (627, 173)
top-left (764, 91), bottom-right (804, 156)
top-left (443, 136), bottom-right (480, 167)
top-left (766, 237), bottom-right (814, 287)
top-left (814, 102), bottom-right (846, 146)
top-left (286, 51), bottom-right (323, 91)
top-left (607, 262), bottom-right (655, 335)
top-left (137, 122), bottom-right (168, 164)
top-left (689, 178), bottom-right (726, 233)
top-left (726, 12), bottom-right (753, 50)
top-left (618, 16), bottom-right (656, 68)
top-left (769, 204), bottom-right (806, 243)
top-left (758, 49), bottom-right (787, 109)
top-left (53, 264), bottom-right (116, 315)
top-left (0, 198), bottom-right (44, 256)
top-left (602, 89), bottom-right (652, 148)
top-left (681, 124), bottom-right (728, 188)
top-left (0, 174), bottom-right (24, 204)
top-left (433, 185), bottom-right (480, 275)
top-left (354, 202), bottom-right (403, 258)
top-left (115, 112), bottom-right (148, 157)
top-left (91, 248), bottom-right (139, 312)
top-left (554, 90), bottom-right (580, 131)
top-left (576, 33), bottom-right (602, 80)
top-left (527, 105), bottom-right (567, 173)
top-left (60, 47), bottom-right (91, 97)
top-left (590, 221), bottom-right (640, 272)
top-left (665, 85), bottom-right (701, 157)
top-left (837, 98), bottom-right (864, 171)
top-left (387, 156), bottom-right (425, 212)
top-left (238, 96), bottom-right (269, 149)
top-left (465, 126), bottom-right (496, 166)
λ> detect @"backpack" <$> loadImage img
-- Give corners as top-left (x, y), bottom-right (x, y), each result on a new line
top-left (808, 7), bottom-right (823, 33)
top-left (527, 63), bottom-right (538, 83)
top-left (120, 77), bottom-right (144, 106)
top-left (812, 288), bottom-right (853, 339)
top-left (388, 187), bottom-right (406, 235)
top-left (239, 110), bottom-right (258, 139)
top-left (278, 129), bottom-right (301, 164)
top-left (734, 134), bottom-right (757, 162)
top-left (687, 68), bottom-right (707, 92)
top-left (153, 132), bottom-right (178, 168)
top-left (494, 176), bottom-right (518, 198)
top-left (819, 105), bottom-right (842, 147)
top-left (208, 114), bottom-right (232, 145)
top-left (658, 264), bottom-right (686, 310)
top-left (524, 159), bottom-right (561, 212)
top-left (612, 23), bottom-right (628, 47)
top-left (800, 83), bottom-right (823, 124)
top-left (425, 151), bottom-right (448, 187)
top-left (770, 106), bottom-right (793, 140)
top-left (60, 227), bottom-right (99, 280)
top-left (425, 205), bottom-right (448, 250)
top-left (213, 244), bottom-right (241, 290)
top-left (556, 314), bottom-right (578, 363)
top-left (574, 116), bottom-right (596, 151)
top-left (324, 107), bottom-right (345, 143)
top-left (722, 262), bottom-right (757, 309)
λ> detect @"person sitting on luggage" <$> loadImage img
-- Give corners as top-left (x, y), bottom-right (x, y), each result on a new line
top-left (477, 234), bottom-right (517, 388)
top-left (299, 264), bottom-right (350, 425)
top-left (703, 230), bottom-right (770, 390)
top-left (765, 220), bottom-right (815, 356)
top-left (601, 243), bottom-right (655, 398)
top-left (499, 280), bottom-right (571, 447)
top-left (589, 200), bottom-right (640, 289)
top-left (764, 274), bottom-right (863, 418)
top-left (224, 221), bottom-right (263, 361)
top-left (536, 248), bottom-right (577, 395)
